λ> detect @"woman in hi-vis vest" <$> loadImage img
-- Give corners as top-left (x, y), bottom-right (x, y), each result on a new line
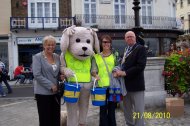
top-left (92, 35), bottom-right (119, 126)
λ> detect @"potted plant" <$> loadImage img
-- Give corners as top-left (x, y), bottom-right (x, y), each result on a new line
top-left (163, 49), bottom-right (190, 117)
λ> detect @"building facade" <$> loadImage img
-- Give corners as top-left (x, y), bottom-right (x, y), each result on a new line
top-left (9, 0), bottom-right (72, 79)
top-left (9, 0), bottom-right (183, 78)
top-left (176, 0), bottom-right (190, 43)
top-left (72, 0), bottom-right (183, 56)
top-left (0, 0), bottom-right (11, 69)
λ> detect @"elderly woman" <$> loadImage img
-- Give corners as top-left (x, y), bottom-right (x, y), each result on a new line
top-left (32, 35), bottom-right (64, 126)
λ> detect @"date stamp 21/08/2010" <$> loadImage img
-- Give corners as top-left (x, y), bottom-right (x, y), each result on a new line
top-left (133, 112), bottom-right (171, 119)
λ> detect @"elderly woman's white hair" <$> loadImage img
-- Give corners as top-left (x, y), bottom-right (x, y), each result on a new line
top-left (42, 35), bottom-right (57, 46)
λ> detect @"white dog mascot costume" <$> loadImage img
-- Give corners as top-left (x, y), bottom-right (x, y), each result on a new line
top-left (60, 25), bottom-right (100, 126)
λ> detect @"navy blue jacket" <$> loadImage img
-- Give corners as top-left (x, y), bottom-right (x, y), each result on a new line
top-left (122, 43), bottom-right (147, 92)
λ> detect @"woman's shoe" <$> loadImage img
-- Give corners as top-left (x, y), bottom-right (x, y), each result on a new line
top-left (1, 93), bottom-right (6, 97)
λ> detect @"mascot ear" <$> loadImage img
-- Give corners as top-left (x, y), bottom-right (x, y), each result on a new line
top-left (91, 28), bottom-right (100, 53)
top-left (60, 25), bottom-right (76, 53)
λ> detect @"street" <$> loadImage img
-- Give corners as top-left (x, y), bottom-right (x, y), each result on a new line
top-left (1, 81), bottom-right (190, 126)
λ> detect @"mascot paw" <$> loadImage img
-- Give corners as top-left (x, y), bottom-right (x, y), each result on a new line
top-left (64, 68), bottom-right (75, 78)
top-left (61, 110), bottom-right (67, 126)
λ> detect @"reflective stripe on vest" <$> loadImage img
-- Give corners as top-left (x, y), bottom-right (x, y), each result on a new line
top-left (65, 51), bottom-right (91, 82)
top-left (94, 54), bottom-right (115, 87)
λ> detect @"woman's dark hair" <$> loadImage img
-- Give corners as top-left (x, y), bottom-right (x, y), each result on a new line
top-left (99, 34), bottom-right (112, 52)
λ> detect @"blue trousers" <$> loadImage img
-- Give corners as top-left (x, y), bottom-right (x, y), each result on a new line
top-left (0, 82), bottom-right (5, 95)
top-left (1, 74), bottom-right (12, 93)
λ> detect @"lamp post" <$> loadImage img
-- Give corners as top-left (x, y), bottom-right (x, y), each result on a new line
top-left (132, 0), bottom-right (145, 45)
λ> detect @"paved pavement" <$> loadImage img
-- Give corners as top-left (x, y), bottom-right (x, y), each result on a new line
top-left (1, 80), bottom-right (34, 98)
top-left (1, 81), bottom-right (190, 126)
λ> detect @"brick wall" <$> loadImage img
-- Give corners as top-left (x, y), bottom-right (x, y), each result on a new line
top-left (11, 0), bottom-right (71, 17)
top-left (59, 0), bottom-right (72, 17)
top-left (11, 0), bottom-right (27, 17)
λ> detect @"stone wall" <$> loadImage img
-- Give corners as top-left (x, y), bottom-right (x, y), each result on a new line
top-left (144, 57), bottom-right (166, 108)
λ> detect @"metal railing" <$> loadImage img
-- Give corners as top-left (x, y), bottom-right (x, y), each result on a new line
top-left (10, 15), bottom-right (179, 30)
top-left (75, 14), bottom-right (178, 29)
top-left (10, 17), bottom-right (76, 30)
top-left (184, 29), bottom-right (190, 34)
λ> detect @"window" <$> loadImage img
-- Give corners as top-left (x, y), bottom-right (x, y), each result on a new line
top-left (144, 38), bottom-right (159, 57)
top-left (181, 16), bottom-right (184, 24)
top-left (52, 3), bottom-right (56, 23)
top-left (28, 0), bottom-right (59, 28)
top-left (172, 3), bottom-right (176, 18)
top-left (31, 3), bottom-right (35, 23)
top-left (141, 0), bottom-right (152, 25)
top-left (44, 3), bottom-right (50, 23)
top-left (84, 0), bottom-right (96, 24)
top-left (180, 0), bottom-right (183, 8)
top-left (181, 16), bottom-right (184, 29)
top-left (114, 0), bottom-right (126, 24)
top-left (37, 3), bottom-right (43, 23)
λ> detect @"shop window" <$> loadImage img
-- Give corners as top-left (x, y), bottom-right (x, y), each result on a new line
top-left (144, 38), bottom-right (159, 57)
top-left (112, 40), bottom-right (126, 57)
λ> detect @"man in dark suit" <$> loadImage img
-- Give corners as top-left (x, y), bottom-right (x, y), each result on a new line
top-left (114, 31), bottom-right (147, 126)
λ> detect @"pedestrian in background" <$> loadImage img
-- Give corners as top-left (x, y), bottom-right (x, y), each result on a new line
top-left (14, 63), bottom-right (25, 84)
top-left (92, 35), bottom-right (119, 126)
top-left (0, 59), bottom-right (12, 94)
top-left (114, 31), bottom-right (147, 126)
top-left (32, 35), bottom-right (64, 126)
top-left (0, 67), bottom-right (6, 97)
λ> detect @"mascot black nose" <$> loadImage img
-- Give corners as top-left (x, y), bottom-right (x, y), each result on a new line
top-left (82, 47), bottom-right (87, 51)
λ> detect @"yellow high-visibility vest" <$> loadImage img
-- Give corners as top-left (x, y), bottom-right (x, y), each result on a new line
top-left (65, 51), bottom-right (91, 82)
top-left (94, 54), bottom-right (115, 87)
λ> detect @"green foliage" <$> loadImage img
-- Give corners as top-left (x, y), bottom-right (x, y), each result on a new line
top-left (163, 52), bottom-right (190, 97)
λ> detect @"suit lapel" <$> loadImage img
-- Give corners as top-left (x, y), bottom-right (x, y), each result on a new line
top-left (125, 43), bottom-right (138, 59)
top-left (121, 43), bottom-right (138, 64)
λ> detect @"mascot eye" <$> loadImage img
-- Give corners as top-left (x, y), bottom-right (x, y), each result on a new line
top-left (76, 38), bottom-right (80, 43)
top-left (86, 39), bottom-right (90, 44)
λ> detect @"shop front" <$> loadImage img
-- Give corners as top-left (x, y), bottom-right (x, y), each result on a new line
top-left (8, 34), bottom-right (62, 79)
top-left (16, 37), bottom-right (61, 67)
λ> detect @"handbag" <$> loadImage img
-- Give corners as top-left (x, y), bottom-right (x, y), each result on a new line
top-left (58, 80), bottom-right (65, 97)
top-left (101, 54), bottom-right (122, 102)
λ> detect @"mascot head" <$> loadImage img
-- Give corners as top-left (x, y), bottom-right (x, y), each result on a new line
top-left (60, 25), bottom-right (100, 60)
